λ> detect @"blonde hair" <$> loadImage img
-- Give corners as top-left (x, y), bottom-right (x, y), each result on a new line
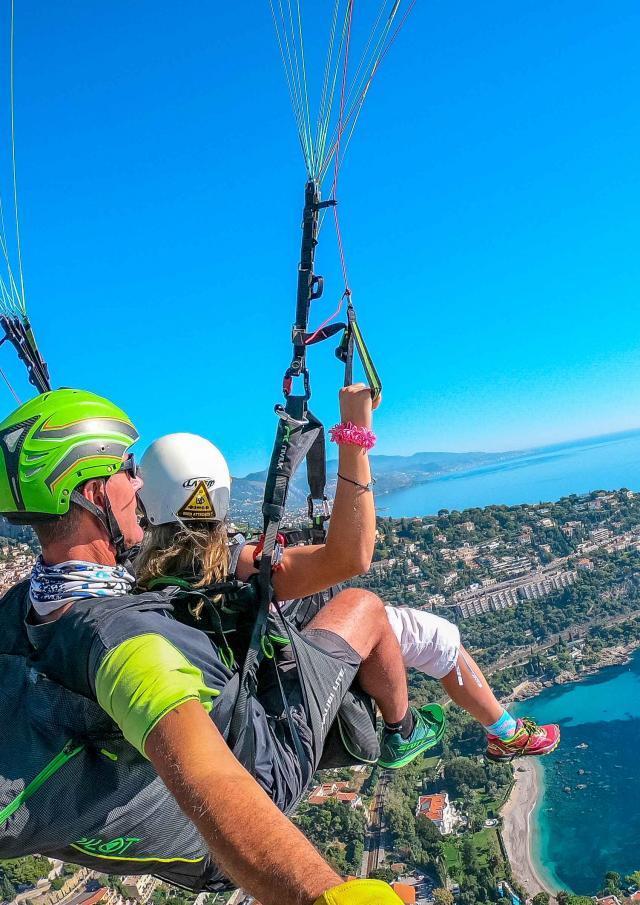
top-left (136, 520), bottom-right (230, 591)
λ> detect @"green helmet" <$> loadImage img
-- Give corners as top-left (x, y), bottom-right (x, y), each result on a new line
top-left (0, 388), bottom-right (139, 520)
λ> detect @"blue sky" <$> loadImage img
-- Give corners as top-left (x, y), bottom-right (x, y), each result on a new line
top-left (0, 1), bottom-right (639, 475)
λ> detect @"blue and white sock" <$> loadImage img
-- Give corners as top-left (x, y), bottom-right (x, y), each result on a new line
top-left (483, 709), bottom-right (518, 740)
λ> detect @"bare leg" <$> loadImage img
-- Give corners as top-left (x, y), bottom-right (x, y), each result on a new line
top-left (440, 645), bottom-right (503, 726)
top-left (305, 587), bottom-right (409, 724)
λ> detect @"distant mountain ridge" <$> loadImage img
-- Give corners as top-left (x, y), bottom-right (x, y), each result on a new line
top-left (230, 448), bottom-right (527, 521)
top-left (230, 427), bottom-right (640, 523)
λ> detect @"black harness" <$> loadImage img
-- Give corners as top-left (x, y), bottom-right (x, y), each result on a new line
top-left (226, 178), bottom-right (381, 761)
top-left (0, 314), bottom-right (50, 394)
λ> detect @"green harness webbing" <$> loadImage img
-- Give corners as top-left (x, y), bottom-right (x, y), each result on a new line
top-left (336, 299), bottom-right (382, 399)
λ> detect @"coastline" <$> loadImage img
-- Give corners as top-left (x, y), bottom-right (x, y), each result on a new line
top-left (500, 760), bottom-right (559, 899)
top-left (499, 645), bottom-right (640, 899)
top-left (502, 641), bottom-right (640, 706)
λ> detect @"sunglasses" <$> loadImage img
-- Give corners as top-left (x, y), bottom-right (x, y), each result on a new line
top-left (118, 452), bottom-right (139, 481)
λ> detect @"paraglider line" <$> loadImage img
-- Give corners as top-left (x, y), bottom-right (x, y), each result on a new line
top-left (319, 0), bottom-right (417, 183)
top-left (9, 0), bottom-right (26, 314)
top-left (0, 362), bottom-right (20, 404)
top-left (304, 289), bottom-right (348, 346)
top-left (330, 0), bottom-right (354, 292)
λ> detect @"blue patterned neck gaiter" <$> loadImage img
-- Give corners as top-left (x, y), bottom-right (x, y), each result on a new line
top-left (29, 556), bottom-right (135, 616)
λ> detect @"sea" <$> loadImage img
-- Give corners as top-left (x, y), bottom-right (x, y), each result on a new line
top-left (512, 653), bottom-right (640, 894)
top-left (379, 429), bottom-right (640, 517)
top-left (378, 428), bottom-right (640, 893)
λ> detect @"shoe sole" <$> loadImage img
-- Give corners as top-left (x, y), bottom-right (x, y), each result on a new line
top-left (378, 743), bottom-right (440, 769)
top-left (485, 733), bottom-right (561, 763)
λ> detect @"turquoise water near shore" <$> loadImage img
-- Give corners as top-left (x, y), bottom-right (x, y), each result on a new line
top-left (512, 651), bottom-right (640, 894)
top-left (381, 429), bottom-right (640, 516)
top-left (378, 427), bottom-right (640, 890)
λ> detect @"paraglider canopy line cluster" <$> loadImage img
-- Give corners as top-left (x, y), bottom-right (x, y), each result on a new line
top-left (302, 0), bottom-right (353, 346)
top-left (269, 0), bottom-right (416, 342)
top-left (0, 0), bottom-right (51, 398)
top-left (268, 0), bottom-right (412, 186)
top-left (330, 0), bottom-right (353, 294)
top-left (0, 0), bottom-right (26, 322)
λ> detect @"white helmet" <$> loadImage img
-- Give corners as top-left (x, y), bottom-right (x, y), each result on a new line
top-left (138, 433), bottom-right (231, 526)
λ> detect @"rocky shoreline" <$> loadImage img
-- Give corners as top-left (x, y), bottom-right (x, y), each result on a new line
top-left (503, 642), bottom-right (640, 704)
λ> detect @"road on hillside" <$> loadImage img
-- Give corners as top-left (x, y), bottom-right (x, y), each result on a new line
top-left (484, 608), bottom-right (640, 675)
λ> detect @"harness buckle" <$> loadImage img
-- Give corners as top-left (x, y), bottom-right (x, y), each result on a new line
top-left (252, 531), bottom-right (287, 572)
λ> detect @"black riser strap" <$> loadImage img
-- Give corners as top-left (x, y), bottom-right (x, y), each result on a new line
top-left (262, 399), bottom-right (323, 531)
top-left (305, 413), bottom-right (326, 502)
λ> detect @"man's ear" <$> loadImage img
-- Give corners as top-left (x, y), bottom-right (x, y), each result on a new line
top-left (81, 479), bottom-right (106, 511)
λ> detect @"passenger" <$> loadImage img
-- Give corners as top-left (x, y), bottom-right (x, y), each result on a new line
top-left (137, 385), bottom-right (559, 763)
top-left (0, 387), bottom-right (437, 905)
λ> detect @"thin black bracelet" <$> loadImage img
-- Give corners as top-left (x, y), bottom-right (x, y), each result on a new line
top-left (337, 472), bottom-right (376, 492)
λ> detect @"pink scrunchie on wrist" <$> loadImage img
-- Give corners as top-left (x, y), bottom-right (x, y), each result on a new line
top-left (329, 421), bottom-right (376, 450)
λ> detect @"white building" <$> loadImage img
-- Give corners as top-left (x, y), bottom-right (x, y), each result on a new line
top-left (426, 593), bottom-right (446, 607)
top-left (121, 876), bottom-right (159, 903)
top-left (416, 792), bottom-right (455, 835)
top-left (590, 527), bottom-right (612, 543)
top-left (518, 570), bottom-right (577, 600)
top-left (443, 571), bottom-right (458, 587)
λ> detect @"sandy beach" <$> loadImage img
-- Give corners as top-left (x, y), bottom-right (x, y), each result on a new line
top-left (501, 760), bottom-right (556, 899)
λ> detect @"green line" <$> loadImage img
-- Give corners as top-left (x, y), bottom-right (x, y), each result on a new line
top-left (0, 741), bottom-right (84, 824)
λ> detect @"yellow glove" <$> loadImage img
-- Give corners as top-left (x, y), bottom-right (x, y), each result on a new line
top-left (314, 879), bottom-right (404, 905)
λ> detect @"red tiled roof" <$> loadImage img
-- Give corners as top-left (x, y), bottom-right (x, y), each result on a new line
top-left (80, 890), bottom-right (107, 905)
top-left (319, 781), bottom-right (350, 793)
top-left (417, 793), bottom-right (447, 821)
top-left (308, 788), bottom-right (359, 806)
top-left (392, 883), bottom-right (417, 904)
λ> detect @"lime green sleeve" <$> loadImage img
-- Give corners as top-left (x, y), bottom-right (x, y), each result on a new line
top-left (95, 633), bottom-right (221, 757)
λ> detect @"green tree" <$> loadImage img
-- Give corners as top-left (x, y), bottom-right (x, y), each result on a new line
top-left (1, 875), bottom-right (17, 903)
top-left (0, 856), bottom-right (51, 888)
top-left (416, 814), bottom-right (442, 858)
top-left (462, 837), bottom-right (477, 872)
top-left (604, 872), bottom-right (622, 891)
top-left (369, 868), bottom-right (394, 883)
top-left (444, 758), bottom-right (487, 796)
top-left (433, 889), bottom-right (455, 905)
top-left (532, 894), bottom-right (550, 905)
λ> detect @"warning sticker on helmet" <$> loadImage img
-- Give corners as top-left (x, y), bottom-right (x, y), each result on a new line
top-left (178, 480), bottom-right (214, 519)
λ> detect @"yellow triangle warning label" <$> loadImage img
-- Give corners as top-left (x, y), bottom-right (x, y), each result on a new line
top-left (178, 481), bottom-right (214, 519)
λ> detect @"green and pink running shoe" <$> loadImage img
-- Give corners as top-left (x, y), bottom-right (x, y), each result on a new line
top-left (486, 718), bottom-right (560, 762)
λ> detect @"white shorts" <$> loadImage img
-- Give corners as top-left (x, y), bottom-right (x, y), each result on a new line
top-left (385, 605), bottom-right (461, 679)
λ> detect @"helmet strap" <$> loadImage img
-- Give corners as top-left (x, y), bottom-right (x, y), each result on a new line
top-left (70, 482), bottom-right (130, 565)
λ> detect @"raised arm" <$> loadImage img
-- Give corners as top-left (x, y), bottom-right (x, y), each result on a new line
top-left (236, 384), bottom-right (380, 599)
